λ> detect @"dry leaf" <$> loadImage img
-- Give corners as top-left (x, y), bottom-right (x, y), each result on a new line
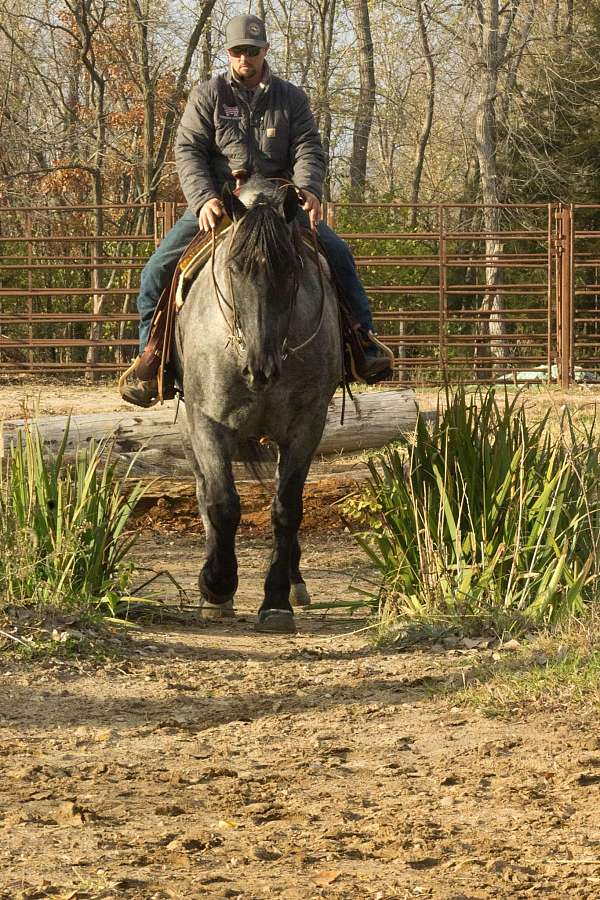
top-left (311, 870), bottom-right (341, 886)
top-left (501, 639), bottom-right (520, 651)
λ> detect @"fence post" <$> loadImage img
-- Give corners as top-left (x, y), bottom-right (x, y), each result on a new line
top-left (555, 205), bottom-right (563, 385)
top-left (26, 210), bottom-right (33, 370)
top-left (558, 205), bottom-right (574, 388)
top-left (325, 201), bottom-right (336, 231)
top-left (568, 203), bottom-right (574, 387)
top-left (547, 204), bottom-right (553, 385)
top-left (154, 201), bottom-right (177, 246)
top-left (438, 205), bottom-right (447, 382)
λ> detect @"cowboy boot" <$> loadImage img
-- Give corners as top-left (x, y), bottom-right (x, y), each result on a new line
top-left (357, 327), bottom-right (394, 382)
top-left (120, 372), bottom-right (176, 408)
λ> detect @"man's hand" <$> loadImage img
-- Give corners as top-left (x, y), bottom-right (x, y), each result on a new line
top-left (199, 198), bottom-right (224, 232)
top-left (301, 190), bottom-right (321, 231)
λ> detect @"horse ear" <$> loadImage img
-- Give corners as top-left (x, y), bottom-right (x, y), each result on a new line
top-left (282, 185), bottom-right (300, 223)
top-left (222, 182), bottom-right (246, 222)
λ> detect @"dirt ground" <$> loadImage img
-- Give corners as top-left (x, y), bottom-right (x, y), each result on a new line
top-left (2, 379), bottom-right (600, 899)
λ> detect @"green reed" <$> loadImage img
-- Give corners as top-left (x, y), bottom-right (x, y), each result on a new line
top-left (0, 421), bottom-right (144, 614)
top-left (347, 387), bottom-right (600, 633)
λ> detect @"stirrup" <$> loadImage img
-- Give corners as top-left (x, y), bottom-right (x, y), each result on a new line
top-left (118, 355), bottom-right (141, 393)
top-left (350, 330), bottom-right (394, 384)
top-left (367, 331), bottom-right (395, 362)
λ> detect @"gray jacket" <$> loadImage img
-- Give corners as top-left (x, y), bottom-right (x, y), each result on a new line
top-left (175, 64), bottom-right (326, 216)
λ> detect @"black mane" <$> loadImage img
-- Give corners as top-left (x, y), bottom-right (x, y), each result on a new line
top-left (227, 193), bottom-right (299, 289)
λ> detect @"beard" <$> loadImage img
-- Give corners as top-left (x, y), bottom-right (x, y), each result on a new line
top-left (231, 57), bottom-right (264, 83)
top-left (235, 65), bottom-right (256, 81)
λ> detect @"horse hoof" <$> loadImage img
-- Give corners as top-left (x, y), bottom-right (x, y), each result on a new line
top-left (290, 582), bottom-right (311, 607)
top-left (255, 610), bottom-right (297, 634)
top-left (198, 572), bottom-right (236, 617)
top-left (199, 598), bottom-right (235, 619)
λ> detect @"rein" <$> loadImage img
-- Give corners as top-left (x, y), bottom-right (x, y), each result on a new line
top-left (210, 225), bottom-right (245, 353)
top-left (285, 227), bottom-right (327, 355)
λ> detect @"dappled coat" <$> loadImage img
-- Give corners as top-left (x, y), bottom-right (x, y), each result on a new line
top-left (175, 62), bottom-right (327, 216)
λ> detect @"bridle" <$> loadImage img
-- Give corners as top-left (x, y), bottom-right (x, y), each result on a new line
top-left (209, 188), bottom-right (327, 360)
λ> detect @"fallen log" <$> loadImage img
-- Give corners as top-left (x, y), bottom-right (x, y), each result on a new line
top-left (2, 389), bottom-right (417, 476)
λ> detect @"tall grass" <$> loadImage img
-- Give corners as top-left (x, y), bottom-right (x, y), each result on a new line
top-left (349, 387), bottom-right (600, 634)
top-left (0, 422), bottom-right (144, 616)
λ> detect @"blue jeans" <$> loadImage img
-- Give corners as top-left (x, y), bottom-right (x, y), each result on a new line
top-left (136, 208), bottom-right (374, 352)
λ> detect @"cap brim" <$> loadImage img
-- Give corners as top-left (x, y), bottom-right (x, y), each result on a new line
top-left (226, 38), bottom-right (267, 49)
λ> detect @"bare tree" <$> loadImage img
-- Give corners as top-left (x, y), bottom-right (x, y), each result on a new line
top-left (409, 0), bottom-right (435, 226)
top-left (463, 0), bottom-right (524, 373)
top-left (349, 0), bottom-right (375, 199)
top-left (303, 0), bottom-right (336, 196)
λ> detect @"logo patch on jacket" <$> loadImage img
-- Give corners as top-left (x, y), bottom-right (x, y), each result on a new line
top-left (222, 105), bottom-right (240, 118)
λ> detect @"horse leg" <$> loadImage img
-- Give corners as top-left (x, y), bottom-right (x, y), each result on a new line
top-left (256, 448), bottom-right (311, 633)
top-left (289, 536), bottom-right (311, 607)
top-left (186, 418), bottom-right (240, 619)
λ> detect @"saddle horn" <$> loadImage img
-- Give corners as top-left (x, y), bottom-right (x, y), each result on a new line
top-left (222, 180), bottom-right (247, 222)
top-left (282, 184), bottom-right (300, 223)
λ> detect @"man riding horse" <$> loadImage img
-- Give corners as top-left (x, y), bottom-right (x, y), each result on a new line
top-left (120, 13), bottom-right (390, 407)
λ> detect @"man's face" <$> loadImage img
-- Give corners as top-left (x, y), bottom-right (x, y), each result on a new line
top-left (227, 44), bottom-right (269, 81)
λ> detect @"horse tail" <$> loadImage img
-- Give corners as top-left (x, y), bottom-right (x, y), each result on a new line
top-left (238, 437), bottom-right (278, 485)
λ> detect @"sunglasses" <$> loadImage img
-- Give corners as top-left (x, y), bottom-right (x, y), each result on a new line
top-left (229, 45), bottom-right (262, 58)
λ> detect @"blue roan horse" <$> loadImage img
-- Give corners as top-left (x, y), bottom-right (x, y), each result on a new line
top-left (175, 177), bottom-right (341, 633)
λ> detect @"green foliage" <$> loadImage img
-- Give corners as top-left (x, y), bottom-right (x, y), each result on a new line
top-left (504, 4), bottom-right (600, 205)
top-left (454, 643), bottom-right (600, 716)
top-left (0, 228), bottom-right (153, 367)
top-left (331, 203), bottom-right (552, 375)
top-left (346, 387), bottom-right (600, 633)
top-left (0, 422), bottom-right (145, 616)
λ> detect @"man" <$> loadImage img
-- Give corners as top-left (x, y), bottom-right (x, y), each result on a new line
top-left (120, 13), bottom-right (389, 407)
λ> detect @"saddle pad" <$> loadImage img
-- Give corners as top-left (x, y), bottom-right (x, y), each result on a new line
top-left (176, 219), bottom-right (233, 309)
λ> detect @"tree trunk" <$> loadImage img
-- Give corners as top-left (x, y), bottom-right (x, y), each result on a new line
top-left (201, 17), bottom-right (212, 81)
top-left (470, 0), bottom-right (520, 378)
top-left (127, 0), bottom-right (154, 203)
top-left (70, 0), bottom-right (107, 379)
top-left (3, 390), bottom-right (419, 473)
top-left (153, 0), bottom-right (217, 189)
top-left (475, 61), bottom-right (502, 379)
top-left (314, 0), bottom-right (336, 200)
top-left (349, 0), bottom-right (375, 200)
top-left (409, 0), bottom-right (435, 228)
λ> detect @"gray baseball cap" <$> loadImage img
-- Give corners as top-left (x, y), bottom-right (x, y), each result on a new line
top-left (225, 15), bottom-right (268, 49)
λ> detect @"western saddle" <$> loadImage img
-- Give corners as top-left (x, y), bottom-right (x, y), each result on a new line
top-left (119, 217), bottom-right (394, 405)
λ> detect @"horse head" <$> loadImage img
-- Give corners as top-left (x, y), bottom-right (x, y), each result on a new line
top-left (224, 177), bottom-right (301, 391)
